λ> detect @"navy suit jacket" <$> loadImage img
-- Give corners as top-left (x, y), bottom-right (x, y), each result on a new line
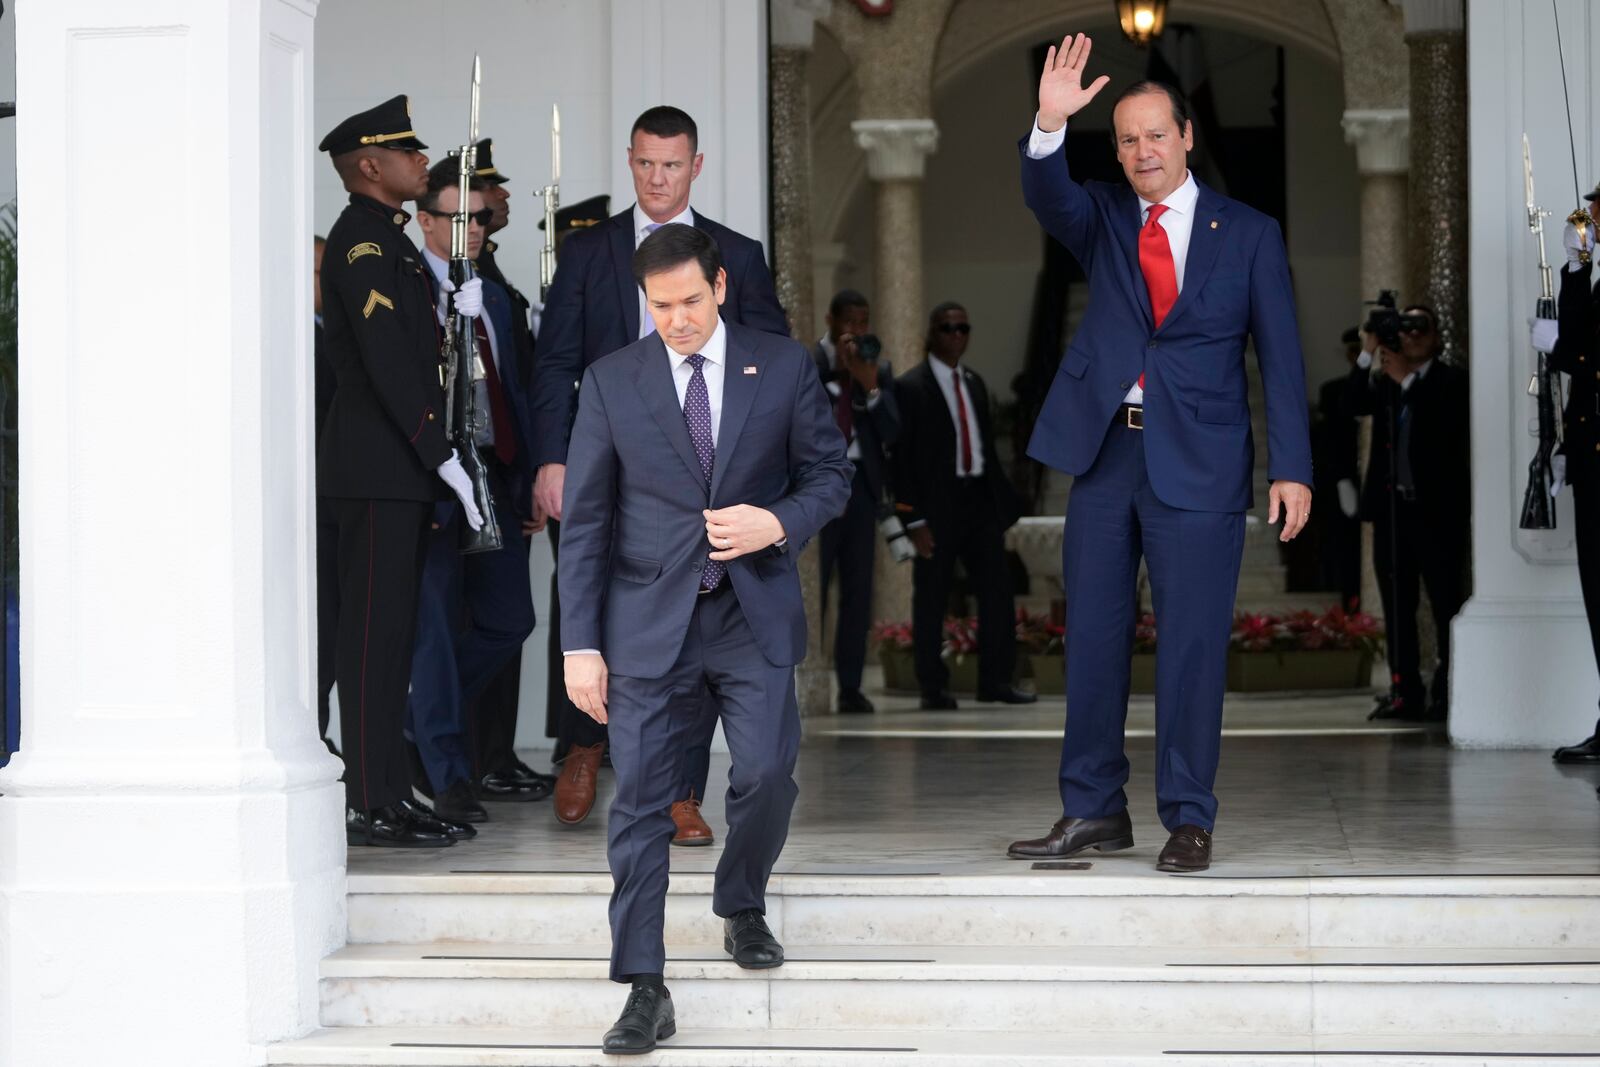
top-left (530, 207), bottom-right (790, 468)
top-left (1019, 136), bottom-right (1313, 512)
top-left (558, 320), bottom-right (851, 679)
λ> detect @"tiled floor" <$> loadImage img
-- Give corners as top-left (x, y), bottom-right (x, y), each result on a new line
top-left (351, 690), bottom-right (1600, 880)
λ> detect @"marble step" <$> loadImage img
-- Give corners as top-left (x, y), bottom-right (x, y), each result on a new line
top-left (346, 871), bottom-right (1600, 951)
top-left (268, 1026), bottom-right (1600, 1066)
top-left (317, 943), bottom-right (1600, 1035)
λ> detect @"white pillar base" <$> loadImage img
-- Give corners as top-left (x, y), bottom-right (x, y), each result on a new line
top-left (1451, 596), bottom-right (1597, 749)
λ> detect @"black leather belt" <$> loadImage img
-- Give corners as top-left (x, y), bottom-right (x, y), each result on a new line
top-left (1119, 403), bottom-right (1143, 430)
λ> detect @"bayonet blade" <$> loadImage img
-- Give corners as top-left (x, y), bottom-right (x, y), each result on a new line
top-left (552, 103), bottom-right (561, 186)
top-left (1524, 132), bottom-right (1536, 213)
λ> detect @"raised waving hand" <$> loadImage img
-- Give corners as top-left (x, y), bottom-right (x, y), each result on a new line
top-left (1038, 33), bottom-right (1111, 132)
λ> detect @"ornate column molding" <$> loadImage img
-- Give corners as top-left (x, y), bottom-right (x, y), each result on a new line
top-left (851, 118), bottom-right (940, 181)
top-left (771, 0), bottom-right (831, 50)
top-left (1342, 108), bottom-right (1411, 176)
top-left (1402, 0), bottom-right (1464, 34)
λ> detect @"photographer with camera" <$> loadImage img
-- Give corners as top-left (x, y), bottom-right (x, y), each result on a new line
top-left (814, 289), bottom-right (900, 714)
top-left (1532, 188), bottom-right (1600, 769)
top-left (1347, 299), bottom-right (1470, 721)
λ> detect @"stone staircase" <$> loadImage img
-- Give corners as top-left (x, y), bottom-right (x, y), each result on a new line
top-left (270, 868), bottom-right (1600, 1065)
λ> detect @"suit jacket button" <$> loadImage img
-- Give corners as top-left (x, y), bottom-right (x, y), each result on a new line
top-left (1147, 341), bottom-right (1157, 349)
top-left (426, 412), bottom-right (436, 421)
top-left (691, 562), bottom-right (703, 572)
top-left (1119, 380), bottom-right (1133, 391)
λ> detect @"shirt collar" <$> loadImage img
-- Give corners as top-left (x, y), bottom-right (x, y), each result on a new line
top-left (667, 316), bottom-right (727, 371)
top-left (1138, 170), bottom-right (1198, 220)
top-left (634, 201), bottom-right (695, 241)
top-left (421, 245), bottom-right (450, 285)
top-left (927, 354), bottom-right (961, 385)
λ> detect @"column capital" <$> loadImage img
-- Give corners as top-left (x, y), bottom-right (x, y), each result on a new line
top-left (1342, 108), bottom-right (1411, 176)
top-left (1401, 0), bottom-right (1463, 34)
top-left (851, 118), bottom-right (939, 181)
top-left (770, 0), bottom-right (831, 49)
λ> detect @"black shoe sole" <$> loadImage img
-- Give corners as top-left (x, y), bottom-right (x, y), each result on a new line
top-left (671, 836), bottom-right (714, 847)
top-left (434, 809), bottom-right (490, 824)
top-left (1554, 754), bottom-right (1600, 764)
top-left (478, 789), bottom-right (552, 802)
top-left (1007, 835), bottom-right (1134, 860)
top-left (603, 1020), bottom-right (676, 1054)
top-left (724, 935), bottom-right (785, 969)
top-left (345, 831), bottom-right (455, 849)
top-left (1157, 860), bottom-right (1211, 872)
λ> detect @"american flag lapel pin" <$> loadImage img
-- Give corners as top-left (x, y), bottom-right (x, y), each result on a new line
top-left (743, 365), bottom-right (758, 375)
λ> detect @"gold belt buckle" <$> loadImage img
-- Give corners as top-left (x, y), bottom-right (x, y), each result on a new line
top-left (1126, 405), bottom-right (1143, 430)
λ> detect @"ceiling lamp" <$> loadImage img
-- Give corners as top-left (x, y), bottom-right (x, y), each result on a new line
top-left (1116, 0), bottom-right (1169, 46)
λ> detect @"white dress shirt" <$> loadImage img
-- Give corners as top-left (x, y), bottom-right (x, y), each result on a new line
top-left (634, 202), bottom-right (696, 339)
top-left (1027, 118), bottom-right (1199, 405)
top-left (927, 355), bottom-right (985, 478)
top-left (422, 245), bottom-right (500, 449)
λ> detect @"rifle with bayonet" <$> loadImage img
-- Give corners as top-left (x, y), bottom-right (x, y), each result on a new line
top-left (536, 104), bottom-right (560, 301)
top-left (441, 55), bottom-right (504, 554)
top-left (1520, 133), bottom-right (1565, 531)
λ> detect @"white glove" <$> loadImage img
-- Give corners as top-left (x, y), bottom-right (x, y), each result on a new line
top-left (1336, 478), bottom-right (1359, 519)
top-left (1530, 316), bottom-right (1559, 354)
top-left (1552, 454), bottom-right (1569, 498)
top-left (443, 275), bottom-right (484, 319)
top-left (1564, 221), bottom-right (1593, 268)
top-left (436, 450), bottom-right (485, 531)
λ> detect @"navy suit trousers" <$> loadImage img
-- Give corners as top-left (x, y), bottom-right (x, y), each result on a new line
top-left (605, 584), bottom-right (800, 982)
top-left (1059, 420), bottom-right (1244, 832)
top-left (407, 474), bottom-right (535, 793)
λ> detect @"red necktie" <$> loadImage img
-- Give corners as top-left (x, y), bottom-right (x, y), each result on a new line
top-left (953, 371), bottom-right (973, 475)
top-left (1138, 203), bottom-right (1178, 391)
top-left (472, 316), bottom-right (518, 465)
top-left (833, 385), bottom-right (854, 445)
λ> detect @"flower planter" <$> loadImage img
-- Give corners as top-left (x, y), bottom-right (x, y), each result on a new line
top-left (1227, 649), bottom-right (1373, 692)
top-left (1030, 653), bottom-right (1064, 695)
top-left (1130, 652), bottom-right (1157, 695)
top-left (876, 645), bottom-right (915, 693)
top-left (945, 654), bottom-right (979, 694)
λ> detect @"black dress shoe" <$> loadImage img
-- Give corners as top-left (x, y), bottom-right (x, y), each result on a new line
top-left (837, 688), bottom-right (876, 714)
top-left (723, 909), bottom-right (784, 969)
top-left (977, 684), bottom-right (1037, 705)
top-left (1008, 811), bottom-right (1134, 859)
top-left (346, 805), bottom-right (455, 848)
top-left (512, 758), bottom-right (559, 788)
top-left (432, 780), bottom-right (489, 824)
top-left (920, 689), bottom-right (958, 710)
top-left (478, 768), bottom-right (553, 802)
top-left (1157, 825), bottom-right (1213, 872)
top-left (1555, 734), bottom-right (1600, 764)
top-left (399, 798), bottom-right (476, 840)
top-left (601, 980), bottom-right (675, 1054)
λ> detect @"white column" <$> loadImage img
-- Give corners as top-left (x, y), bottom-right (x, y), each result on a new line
top-left (1453, 0), bottom-right (1595, 747)
top-left (0, 1), bottom-right (344, 1063)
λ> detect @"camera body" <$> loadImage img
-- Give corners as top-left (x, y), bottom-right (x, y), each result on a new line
top-left (855, 333), bottom-right (882, 362)
top-left (1363, 290), bottom-right (1429, 353)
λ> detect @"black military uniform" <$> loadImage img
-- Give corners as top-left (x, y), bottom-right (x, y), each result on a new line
top-left (318, 98), bottom-right (455, 834)
top-left (1551, 208), bottom-right (1600, 762)
top-left (473, 139), bottom-right (539, 388)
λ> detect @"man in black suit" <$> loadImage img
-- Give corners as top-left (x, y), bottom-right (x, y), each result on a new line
top-left (1313, 328), bottom-right (1363, 611)
top-left (318, 96), bottom-right (488, 848)
top-left (1346, 305), bottom-right (1470, 721)
top-left (892, 303), bottom-right (1033, 710)
top-left (1535, 197), bottom-right (1600, 768)
top-left (814, 289), bottom-right (898, 714)
top-left (530, 105), bottom-right (788, 838)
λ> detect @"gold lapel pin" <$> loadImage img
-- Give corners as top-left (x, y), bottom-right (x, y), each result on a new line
top-left (1210, 220), bottom-right (1219, 229)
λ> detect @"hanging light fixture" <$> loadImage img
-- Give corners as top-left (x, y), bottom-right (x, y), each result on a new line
top-left (1115, 0), bottom-right (1169, 46)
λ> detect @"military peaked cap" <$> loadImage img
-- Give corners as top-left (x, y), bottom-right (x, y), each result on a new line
top-left (473, 138), bottom-right (510, 184)
top-left (538, 194), bottom-right (610, 234)
top-left (319, 95), bottom-right (428, 155)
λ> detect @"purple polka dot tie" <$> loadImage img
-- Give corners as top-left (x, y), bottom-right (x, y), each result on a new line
top-left (684, 353), bottom-right (725, 591)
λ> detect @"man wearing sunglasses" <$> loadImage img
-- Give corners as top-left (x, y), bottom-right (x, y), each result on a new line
top-left (1346, 306), bottom-right (1469, 723)
top-left (892, 303), bottom-right (1030, 709)
top-left (406, 168), bottom-right (546, 826)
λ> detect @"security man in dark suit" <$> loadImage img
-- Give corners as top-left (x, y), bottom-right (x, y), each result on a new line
top-left (892, 303), bottom-right (1032, 710)
top-left (530, 105), bottom-right (788, 837)
top-left (813, 289), bottom-right (898, 714)
top-left (318, 96), bottom-right (488, 848)
top-left (452, 139), bottom-right (556, 803)
top-left (1535, 191), bottom-right (1600, 768)
top-left (404, 166), bottom-right (545, 831)
top-left (1346, 305), bottom-right (1470, 722)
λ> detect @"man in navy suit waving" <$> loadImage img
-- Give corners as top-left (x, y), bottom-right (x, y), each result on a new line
top-left (531, 106), bottom-right (789, 835)
top-left (559, 224), bottom-right (849, 1053)
top-left (1007, 35), bottom-right (1314, 873)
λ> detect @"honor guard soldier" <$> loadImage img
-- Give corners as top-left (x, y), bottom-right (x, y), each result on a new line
top-left (318, 95), bottom-right (489, 847)
top-left (1536, 184), bottom-right (1600, 777)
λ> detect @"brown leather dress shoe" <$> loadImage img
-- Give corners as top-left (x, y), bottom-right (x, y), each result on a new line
top-left (670, 792), bottom-right (714, 847)
top-left (1157, 825), bottom-right (1213, 872)
top-left (554, 742), bottom-right (604, 825)
top-left (1007, 811), bottom-right (1134, 859)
